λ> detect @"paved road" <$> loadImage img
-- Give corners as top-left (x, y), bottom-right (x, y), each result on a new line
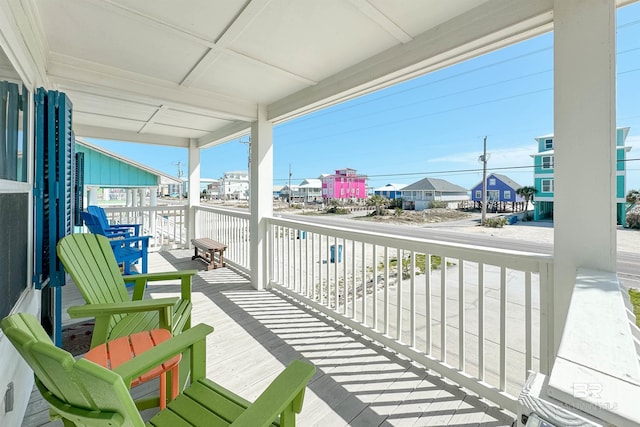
top-left (277, 212), bottom-right (640, 278)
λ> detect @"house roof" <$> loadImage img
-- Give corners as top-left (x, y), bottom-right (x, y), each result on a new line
top-left (401, 178), bottom-right (467, 193)
top-left (374, 183), bottom-right (407, 192)
top-left (299, 178), bottom-right (322, 188)
top-left (471, 173), bottom-right (522, 191)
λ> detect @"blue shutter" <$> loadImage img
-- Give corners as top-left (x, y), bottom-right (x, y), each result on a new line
top-left (33, 88), bottom-right (73, 346)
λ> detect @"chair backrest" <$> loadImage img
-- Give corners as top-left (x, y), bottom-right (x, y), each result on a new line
top-left (87, 205), bottom-right (111, 230)
top-left (1, 313), bottom-right (143, 427)
top-left (81, 211), bottom-right (108, 235)
top-left (57, 233), bottom-right (130, 309)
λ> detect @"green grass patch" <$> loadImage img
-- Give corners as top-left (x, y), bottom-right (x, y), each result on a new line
top-left (379, 254), bottom-right (452, 278)
top-left (630, 289), bottom-right (640, 327)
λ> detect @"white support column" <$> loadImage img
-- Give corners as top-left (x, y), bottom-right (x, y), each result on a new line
top-left (132, 188), bottom-right (138, 208)
top-left (553, 0), bottom-right (616, 360)
top-left (250, 105), bottom-right (273, 290)
top-left (126, 189), bottom-right (133, 207)
top-left (138, 188), bottom-right (145, 206)
top-left (188, 139), bottom-right (201, 244)
top-left (150, 186), bottom-right (158, 238)
top-left (87, 186), bottom-right (99, 206)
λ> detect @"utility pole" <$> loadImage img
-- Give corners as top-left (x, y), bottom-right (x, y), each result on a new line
top-left (288, 164), bottom-right (292, 206)
top-left (175, 161), bottom-right (184, 202)
top-left (480, 136), bottom-right (488, 226)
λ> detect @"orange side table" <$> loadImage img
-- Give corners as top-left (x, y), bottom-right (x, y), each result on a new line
top-left (85, 329), bottom-right (181, 409)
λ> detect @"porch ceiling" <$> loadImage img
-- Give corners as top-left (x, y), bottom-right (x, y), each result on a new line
top-left (2, 0), bottom-right (573, 147)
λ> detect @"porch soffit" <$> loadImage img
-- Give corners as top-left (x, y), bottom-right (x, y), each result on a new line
top-left (6, 0), bottom-right (566, 148)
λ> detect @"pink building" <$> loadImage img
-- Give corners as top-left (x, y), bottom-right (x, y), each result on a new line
top-left (321, 168), bottom-right (368, 201)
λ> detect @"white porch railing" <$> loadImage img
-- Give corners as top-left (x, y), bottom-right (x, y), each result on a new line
top-left (267, 216), bottom-right (553, 412)
top-left (102, 205), bottom-right (188, 251)
top-left (107, 205), bottom-right (553, 411)
top-left (195, 206), bottom-right (250, 273)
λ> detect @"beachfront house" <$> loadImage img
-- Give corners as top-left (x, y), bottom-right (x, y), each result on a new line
top-left (298, 178), bottom-right (322, 203)
top-left (75, 138), bottom-right (181, 208)
top-left (531, 127), bottom-right (632, 224)
top-left (400, 177), bottom-right (469, 211)
top-left (321, 168), bottom-right (368, 203)
top-left (1, 1), bottom-right (638, 426)
top-left (220, 170), bottom-right (249, 200)
top-left (470, 173), bottom-right (524, 211)
top-left (373, 183), bottom-right (407, 200)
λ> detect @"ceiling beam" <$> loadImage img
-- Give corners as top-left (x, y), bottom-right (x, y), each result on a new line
top-left (349, 0), bottom-right (412, 43)
top-left (268, 0), bottom-right (554, 124)
top-left (47, 54), bottom-right (258, 121)
top-left (197, 120), bottom-right (251, 149)
top-left (180, 0), bottom-right (274, 87)
top-left (74, 124), bottom-right (189, 147)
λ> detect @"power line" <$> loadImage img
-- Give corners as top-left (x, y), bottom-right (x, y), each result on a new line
top-left (272, 157), bottom-right (640, 183)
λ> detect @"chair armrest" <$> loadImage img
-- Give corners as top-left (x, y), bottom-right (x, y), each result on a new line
top-left (231, 360), bottom-right (316, 427)
top-left (113, 323), bottom-right (214, 386)
top-left (105, 230), bottom-right (131, 238)
top-left (124, 270), bottom-right (197, 301)
top-left (107, 235), bottom-right (151, 246)
top-left (67, 297), bottom-right (179, 318)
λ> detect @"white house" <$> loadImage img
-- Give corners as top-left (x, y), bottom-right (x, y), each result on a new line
top-left (221, 171), bottom-right (249, 200)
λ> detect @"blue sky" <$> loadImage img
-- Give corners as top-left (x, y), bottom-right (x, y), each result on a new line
top-left (88, 3), bottom-right (640, 193)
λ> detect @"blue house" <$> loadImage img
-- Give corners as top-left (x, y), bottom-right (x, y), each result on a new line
top-left (470, 173), bottom-right (524, 211)
top-left (373, 183), bottom-right (406, 199)
top-left (531, 127), bottom-right (632, 224)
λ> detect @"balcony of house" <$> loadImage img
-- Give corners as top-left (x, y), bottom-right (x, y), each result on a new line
top-left (21, 205), bottom-right (637, 426)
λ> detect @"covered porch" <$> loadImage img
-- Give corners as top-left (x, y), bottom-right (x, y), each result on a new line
top-left (24, 249), bottom-right (515, 426)
top-left (1, 0), bottom-right (639, 425)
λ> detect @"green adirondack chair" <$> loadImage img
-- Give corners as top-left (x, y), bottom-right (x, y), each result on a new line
top-left (1, 313), bottom-right (316, 426)
top-left (56, 233), bottom-right (195, 349)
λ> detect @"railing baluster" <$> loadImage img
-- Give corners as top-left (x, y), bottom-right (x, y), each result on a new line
top-left (459, 258), bottom-right (465, 371)
top-left (525, 271), bottom-right (532, 374)
top-left (351, 239), bottom-right (356, 318)
top-left (478, 263), bottom-right (484, 381)
top-left (361, 242), bottom-right (367, 324)
top-left (410, 250), bottom-right (416, 348)
top-left (426, 253), bottom-right (432, 355)
top-left (441, 256), bottom-right (447, 363)
top-left (500, 266), bottom-right (507, 391)
top-left (373, 244), bottom-right (378, 330)
top-left (384, 246), bottom-right (389, 335)
top-left (396, 247), bottom-right (402, 341)
top-left (343, 238), bottom-right (348, 315)
top-left (334, 236), bottom-right (339, 310)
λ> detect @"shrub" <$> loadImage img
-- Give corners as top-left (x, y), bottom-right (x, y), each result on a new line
top-left (484, 216), bottom-right (507, 228)
top-left (325, 206), bottom-right (349, 214)
top-left (428, 200), bottom-right (448, 209)
top-left (627, 206), bottom-right (640, 228)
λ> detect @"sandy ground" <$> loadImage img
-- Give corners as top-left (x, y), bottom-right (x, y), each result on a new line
top-left (434, 217), bottom-right (639, 253)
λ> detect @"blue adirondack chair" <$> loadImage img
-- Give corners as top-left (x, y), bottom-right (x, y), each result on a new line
top-left (88, 205), bottom-right (142, 237)
top-left (81, 211), bottom-right (150, 274)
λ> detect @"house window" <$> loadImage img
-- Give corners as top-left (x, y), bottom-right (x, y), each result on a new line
top-left (542, 155), bottom-right (554, 169)
top-left (544, 138), bottom-right (553, 149)
top-left (542, 179), bottom-right (554, 192)
top-left (504, 190), bottom-right (511, 199)
top-left (489, 178), bottom-right (496, 186)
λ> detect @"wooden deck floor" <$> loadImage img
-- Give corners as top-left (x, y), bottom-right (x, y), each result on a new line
top-left (23, 249), bottom-right (515, 426)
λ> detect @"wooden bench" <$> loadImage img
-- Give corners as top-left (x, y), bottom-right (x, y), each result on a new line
top-left (191, 238), bottom-right (227, 270)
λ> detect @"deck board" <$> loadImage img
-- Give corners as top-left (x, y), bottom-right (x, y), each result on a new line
top-left (24, 249), bottom-right (515, 426)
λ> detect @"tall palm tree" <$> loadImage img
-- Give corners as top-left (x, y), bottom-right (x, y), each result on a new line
top-left (516, 186), bottom-right (537, 212)
top-left (366, 194), bottom-right (388, 216)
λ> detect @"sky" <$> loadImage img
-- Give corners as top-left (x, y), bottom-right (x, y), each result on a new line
top-left (88, 2), bottom-right (640, 193)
